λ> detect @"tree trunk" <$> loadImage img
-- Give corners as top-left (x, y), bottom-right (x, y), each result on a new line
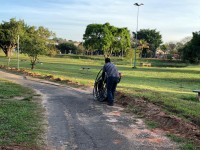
top-left (31, 57), bottom-right (37, 70)
top-left (6, 49), bottom-right (9, 57)
top-left (6, 49), bottom-right (12, 66)
top-left (5, 50), bottom-right (8, 57)
top-left (31, 61), bottom-right (36, 70)
top-left (31, 63), bottom-right (34, 70)
top-left (7, 57), bottom-right (10, 67)
top-left (130, 57), bottom-right (133, 67)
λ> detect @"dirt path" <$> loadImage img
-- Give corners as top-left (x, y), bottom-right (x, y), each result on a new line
top-left (0, 70), bottom-right (178, 150)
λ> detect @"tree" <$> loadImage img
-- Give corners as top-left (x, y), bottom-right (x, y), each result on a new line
top-left (138, 39), bottom-right (149, 58)
top-left (83, 23), bottom-right (114, 57)
top-left (103, 23), bottom-right (116, 57)
top-left (179, 31), bottom-right (200, 63)
top-left (176, 37), bottom-right (191, 59)
top-left (52, 37), bottom-right (67, 44)
top-left (180, 36), bottom-right (192, 45)
top-left (77, 42), bottom-right (86, 55)
top-left (83, 24), bottom-right (104, 52)
top-left (0, 18), bottom-right (25, 57)
top-left (137, 29), bottom-right (162, 57)
top-left (117, 28), bottom-right (131, 58)
top-left (46, 44), bottom-right (59, 57)
top-left (0, 18), bottom-right (25, 65)
top-left (83, 23), bottom-right (131, 57)
top-left (20, 26), bottom-right (54, 69)
top-left (56, 42), bottom-right (77, 54)
top-left (125, 48), bottom-right (134, 66)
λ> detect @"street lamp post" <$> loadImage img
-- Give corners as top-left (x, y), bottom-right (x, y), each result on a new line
top-left (133, 3), bottom-right (144, 68)
top-left (17, 35), bottom-right (19, 70)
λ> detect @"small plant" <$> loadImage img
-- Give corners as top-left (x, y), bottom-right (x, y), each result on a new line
top-left (145, 120), bottom-right (160, 129)
top-left (125, 105), bottom-right (142, 114)
top-left (166, 134), bottom-right (185, 143)
top-left (181, 143), bottom-right (198, 150)
top-left (166, 134), bottom-right (198, 150)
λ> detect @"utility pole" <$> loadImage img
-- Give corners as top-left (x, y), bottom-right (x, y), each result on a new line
top-left (17, 35), bottom-right (19, 70)
top-left (133, 3), bottom-right (144, 68)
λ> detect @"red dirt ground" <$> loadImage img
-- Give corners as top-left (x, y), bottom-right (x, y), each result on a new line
top-left (115, 91), bottom-right (200, 148)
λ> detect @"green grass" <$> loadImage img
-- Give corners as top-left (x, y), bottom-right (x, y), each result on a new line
top-left (166, 134), bottom-right (198, 150)
top-left (1, 52), bottom-right (200, 126)
top-left (166, 134), bottom-right (185, 143)
top-left (0, 79), bottom-right (33, 99)
top-left (0, 78), bottom-right (44, 148)
top-left (145, 120), bottom-right (160, 129)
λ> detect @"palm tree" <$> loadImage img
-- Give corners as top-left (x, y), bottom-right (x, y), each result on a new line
top-left (138, 39), bottom-right (149, 58)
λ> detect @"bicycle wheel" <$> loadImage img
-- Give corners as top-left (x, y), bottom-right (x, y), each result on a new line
top-left (93, 69), bottom-right (107, 102)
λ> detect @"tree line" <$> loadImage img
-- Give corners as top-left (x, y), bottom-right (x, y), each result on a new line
top-left (0, 18), bottom-right (200, 70)
top-left (0, 18), bottom-right (56, 69)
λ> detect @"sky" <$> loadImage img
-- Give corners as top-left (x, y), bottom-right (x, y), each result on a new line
top-left (0, 0), bottom-right (199, 43)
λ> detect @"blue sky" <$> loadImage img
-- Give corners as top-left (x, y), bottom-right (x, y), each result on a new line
top-left (0, 0), bottom-right (199, 43)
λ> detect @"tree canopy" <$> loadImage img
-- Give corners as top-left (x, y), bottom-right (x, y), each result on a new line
top-left (20, 26), bottom-right (54, 69)
top-left (137, 29), bottom-right (162, 57)
top-left (179, 31), bottom-right (200, 63)
top-left (0, 18), bottom-right (25, 57)
top-left (56, 42), bottom-right (77, 54)
top-left (0, 18), bottom-right (55, 69)
top-left (83, 23), bottom-right (131, 57)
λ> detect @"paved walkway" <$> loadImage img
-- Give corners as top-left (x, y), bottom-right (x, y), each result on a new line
top-left (0, 70), bottom-right (178, 150)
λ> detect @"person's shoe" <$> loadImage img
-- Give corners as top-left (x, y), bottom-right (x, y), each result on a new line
top-left (101, 101), bottom-right (107, 104)
top-left (107, 103), bottom-right (114, 106)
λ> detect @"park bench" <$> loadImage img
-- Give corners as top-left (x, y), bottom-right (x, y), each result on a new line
top-left (140, 63), bottom-right (151, 67)
top-left (193, 90), bottom-right (200, 101)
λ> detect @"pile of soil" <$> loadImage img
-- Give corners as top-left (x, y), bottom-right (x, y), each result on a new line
top-left (0, 145), bottom-right (47, 150)
top-left (115, 91), bottom-right (200, 147)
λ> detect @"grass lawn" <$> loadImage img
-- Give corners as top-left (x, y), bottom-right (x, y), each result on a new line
top-left (1, 52), bottom-right (200, 126)
top-left (0, 78), bottom-right (44, 148)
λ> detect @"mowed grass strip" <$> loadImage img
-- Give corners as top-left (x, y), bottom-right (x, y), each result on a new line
top-left (0, 78), bottom-right (44, 148)
top-left (1, 53), bottom-right (200, 126)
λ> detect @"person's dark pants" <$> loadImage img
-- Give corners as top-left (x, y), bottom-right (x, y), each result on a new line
top-left (106, 76), bottom-right (119, 105)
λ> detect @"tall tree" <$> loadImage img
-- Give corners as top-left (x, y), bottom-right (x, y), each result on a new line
top-left (83, 24), bottom-right (104, 52)
top-left (103, 23), bottom-right (115, 57)
top-left (179, 31), bottom-right (200, 63)
top-left (0, 18), bottom-right (25, 65)
top-left (77, 42), bottom-right (86, 55)
top-left (20, 26), bottom-right (54, 69)
top-left (117, 28), bottom-right (131, 58)
top-left (56, 42), bottom-right (77, 54)
top-left (52, 37), bottom-right (67, 44)
top-left (137, 29), bottom-right (162, 57)
top-left (83, 23), bottom-right (131, 57)
top-left (138, 39), bottom-right (149, 58)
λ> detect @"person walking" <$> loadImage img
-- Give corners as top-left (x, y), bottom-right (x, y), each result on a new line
top-left (102, 58), bottom-right (120, 106)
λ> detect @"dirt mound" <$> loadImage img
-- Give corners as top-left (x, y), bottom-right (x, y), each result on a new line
top-left (116, 91), bottom-right (200, 146)
top-left (0, 145), bottom-right (35, 150)
top-left (0, 145), bottom-right (49, 150)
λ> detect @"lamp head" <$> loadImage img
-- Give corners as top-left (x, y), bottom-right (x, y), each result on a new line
top-left (134, 3), bottom-right (144, 6)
